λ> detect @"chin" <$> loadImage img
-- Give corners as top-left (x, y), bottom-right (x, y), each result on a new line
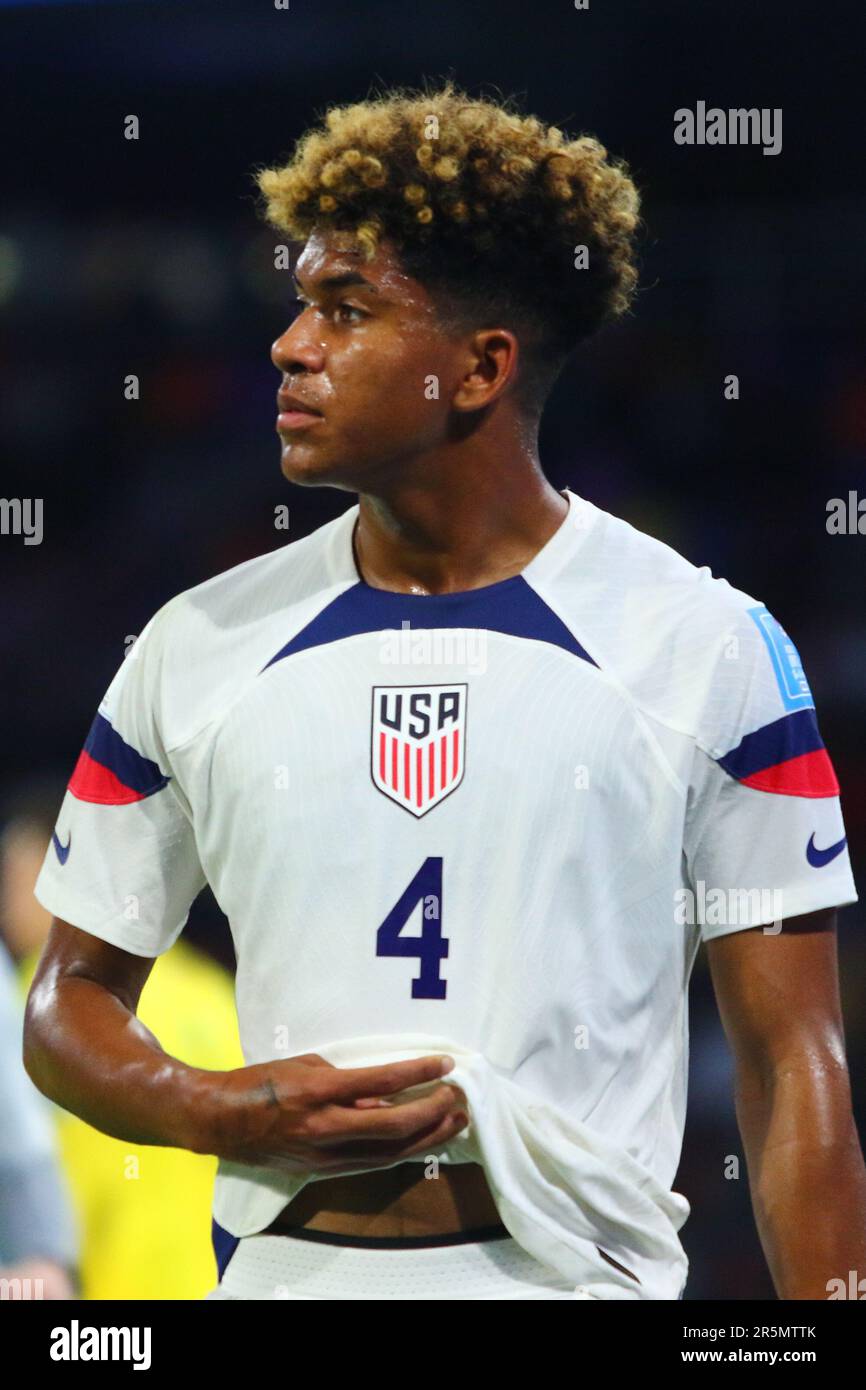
top-left (279, 449), bottom-right (356, 491)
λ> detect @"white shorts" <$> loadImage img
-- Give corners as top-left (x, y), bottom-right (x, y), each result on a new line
top-left (205, 1230), bottom-right (601, 1301)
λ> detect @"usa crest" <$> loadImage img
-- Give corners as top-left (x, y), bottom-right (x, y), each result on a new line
top-left (371, 684), bottom-right (467, 817)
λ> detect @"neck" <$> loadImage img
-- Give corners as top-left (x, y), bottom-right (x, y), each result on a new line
top-left (352, 426), bottom-right (567, 596)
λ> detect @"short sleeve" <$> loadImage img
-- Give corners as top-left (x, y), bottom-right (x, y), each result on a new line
top-left (683, 603), bottom-right (858, 942)
top-left (33, 601), bottom-right (207, 957)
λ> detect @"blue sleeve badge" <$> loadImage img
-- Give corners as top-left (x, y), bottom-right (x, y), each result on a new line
top-left (748, 606), bottom-right (815, 712)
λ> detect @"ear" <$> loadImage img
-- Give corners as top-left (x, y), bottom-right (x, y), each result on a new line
top-left (452, 328), bottom-right (520, 412)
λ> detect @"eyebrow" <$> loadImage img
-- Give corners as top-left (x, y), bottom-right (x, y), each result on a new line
top-left (292, 270), bottom-right (380, 294)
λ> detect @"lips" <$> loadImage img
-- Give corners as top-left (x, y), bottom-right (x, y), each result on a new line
top-left (277, 392), bottom-right (323, 416)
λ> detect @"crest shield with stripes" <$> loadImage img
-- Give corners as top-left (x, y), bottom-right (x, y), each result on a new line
top-left (371, 684), bottom-right (467, 817)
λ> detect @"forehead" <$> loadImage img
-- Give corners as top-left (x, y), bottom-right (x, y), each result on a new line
top-left (294, 229), bottom-right (431, 305)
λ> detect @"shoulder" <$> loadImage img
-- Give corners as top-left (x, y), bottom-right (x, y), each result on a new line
top-left (554, 499), bottom-right (800, 744)
top-left (117, 506), bottom-right (359, 746)
top-left (149, 504), bottom-right (357, 652)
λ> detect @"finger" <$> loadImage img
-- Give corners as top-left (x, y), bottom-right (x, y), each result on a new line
top-left (309, 1084), bottom-right (463, 1145)
top-left (316, 1085), bottom-right (461, 1143)
top-left (317, 1107), bottom-right (469, 1172)
top-left (353, 1080), bottom-right (466, 1111)
top-left (320, 1055), bottom-right (456, 1103)
top-left (291, 1053), bottom-right (337, 1069)
top-left (392, 1107), bottom-right (469, 1161)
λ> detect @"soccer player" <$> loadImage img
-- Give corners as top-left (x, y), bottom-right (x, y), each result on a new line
top-left (24, 83), bottom-right (866, 1300)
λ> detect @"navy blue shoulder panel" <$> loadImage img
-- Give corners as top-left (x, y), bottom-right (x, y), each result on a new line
top-left (261, 576), bottom-right (596, 672)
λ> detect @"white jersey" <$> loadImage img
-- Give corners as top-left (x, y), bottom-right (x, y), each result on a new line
top-left (35, 488), bottom-right (857, 1298)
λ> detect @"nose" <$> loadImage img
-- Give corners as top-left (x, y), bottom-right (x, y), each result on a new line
top-left (271, 311), bottom-right (326, 376)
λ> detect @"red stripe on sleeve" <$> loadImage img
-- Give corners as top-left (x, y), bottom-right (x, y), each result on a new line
top-left (741, 748), bottom-right (840, 798)
top-left (68, 748), bottom-right (148, 805)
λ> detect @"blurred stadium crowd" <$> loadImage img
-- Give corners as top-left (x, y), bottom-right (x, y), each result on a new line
top-left (1, 0), bottom-right (864, 1299)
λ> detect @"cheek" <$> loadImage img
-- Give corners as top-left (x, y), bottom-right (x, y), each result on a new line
top-left (337, 339), bottom-right (449, 436)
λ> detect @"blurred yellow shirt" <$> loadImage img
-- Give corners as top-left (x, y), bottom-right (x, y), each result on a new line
top-left (20, 939), bottom-right (243, 1300)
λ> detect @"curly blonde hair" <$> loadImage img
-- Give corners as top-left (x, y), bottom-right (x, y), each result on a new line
top-left (254, 81), bottom-right (641, 406)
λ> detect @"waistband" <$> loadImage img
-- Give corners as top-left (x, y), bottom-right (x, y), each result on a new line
top-left (271, 1222), bottom-right (512, 1250)
top-left (209, 1230), bottom-right (592, 1300)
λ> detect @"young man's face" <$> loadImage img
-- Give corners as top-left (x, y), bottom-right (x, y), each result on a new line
top-left (272, 230), bottom-right (473, 490)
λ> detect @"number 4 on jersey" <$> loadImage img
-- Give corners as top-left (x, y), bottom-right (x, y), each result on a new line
top-left (376, 856), bottom-right (448, 999)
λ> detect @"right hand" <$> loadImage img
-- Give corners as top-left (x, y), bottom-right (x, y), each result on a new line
top-left (198, 1052), bottom-right (469, 1175)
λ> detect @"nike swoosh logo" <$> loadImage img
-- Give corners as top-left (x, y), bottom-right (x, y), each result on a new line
top-left (52, 830), bottom-right (71, 866)
top-left (806, 833), bottom-right (846, 868)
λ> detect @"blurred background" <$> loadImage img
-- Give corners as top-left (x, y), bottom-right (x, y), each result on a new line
top-left (1, 0), bottom-right (864, 1299)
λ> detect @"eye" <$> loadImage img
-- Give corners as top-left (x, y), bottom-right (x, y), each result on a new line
top-left (287, 296), bottom-right (367, 325)
top-left (335, 302), bottom-right (368, 324)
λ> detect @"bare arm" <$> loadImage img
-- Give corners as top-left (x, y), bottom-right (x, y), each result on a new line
top-left (23, 917), bottom-right (467, 1173)
top-left (707, 908), bottom-right (866, 1299)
